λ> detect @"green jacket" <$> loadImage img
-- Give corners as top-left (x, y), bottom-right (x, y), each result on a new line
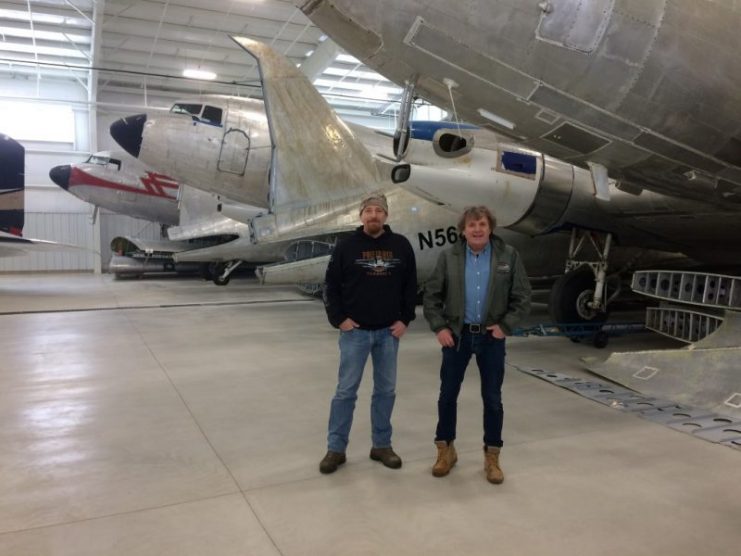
top-left (423, 235), bottom-right (531, 336)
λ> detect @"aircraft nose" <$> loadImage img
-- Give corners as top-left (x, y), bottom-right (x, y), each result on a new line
top-left (49, 165), bottom-right (71, 189)
top-left (110, 113), bottom-right (146, 158)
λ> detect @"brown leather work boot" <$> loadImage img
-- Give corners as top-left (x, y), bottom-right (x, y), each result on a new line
top-left (369, 447), bottom-right (402, 469)
top-left (432, 440), bottom-right (458, 477)
top-left (319, 451), bottom-right (346, 474)
top-left (484, 446), bottom-right (504, 484)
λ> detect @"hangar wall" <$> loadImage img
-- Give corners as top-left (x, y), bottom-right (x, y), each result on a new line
top-left (0, 78), bottom-right (165, 273)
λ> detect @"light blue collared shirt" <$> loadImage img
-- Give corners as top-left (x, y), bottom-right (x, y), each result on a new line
top-left (464, 242), bottom-right (491, 324)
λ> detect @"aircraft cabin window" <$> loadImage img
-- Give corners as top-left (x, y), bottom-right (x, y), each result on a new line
top-left (500, 151), bottom-right (537, 179)
top-left (201, 105), bottom-right (223, 126)
top-left (170, 103), bottom-right (202, 116)
top-left (109, 158), bottom-right (122, 171)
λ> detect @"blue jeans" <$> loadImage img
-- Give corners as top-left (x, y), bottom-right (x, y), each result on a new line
top-left (435, 331), bottom-right (506, 447)
top-left (327, 328), bottom-right (399, 453)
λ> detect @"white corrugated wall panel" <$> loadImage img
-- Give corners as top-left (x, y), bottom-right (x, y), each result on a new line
top-left (0, 212), bottom-right (96, 272)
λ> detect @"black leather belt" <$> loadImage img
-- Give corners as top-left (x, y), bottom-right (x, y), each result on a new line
top-left (464, 323), bottom-right (487, 334)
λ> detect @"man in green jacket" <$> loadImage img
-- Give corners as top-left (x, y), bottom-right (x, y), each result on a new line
top-left (423, 206), bottom-right (530, 483)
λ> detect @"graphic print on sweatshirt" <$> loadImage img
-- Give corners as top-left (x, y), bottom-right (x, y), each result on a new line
top-left (355, 249), bottom-right (402, 276)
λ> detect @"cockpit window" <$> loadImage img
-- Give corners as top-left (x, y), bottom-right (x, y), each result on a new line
top-left (201, 105), bottom-right (223, 125)
top-left (85, 155), bottom-right (121, 170)
top-left (171, 103), bottom-right (203, 116)
top-left (87, 154), bottom-right (109, 165)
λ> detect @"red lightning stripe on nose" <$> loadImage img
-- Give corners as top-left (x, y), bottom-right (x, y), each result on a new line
top-left (140, 172), bottom-right (179, 198)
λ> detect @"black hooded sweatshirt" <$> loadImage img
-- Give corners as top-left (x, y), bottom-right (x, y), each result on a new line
top-left (324, 225), bottom-right (417, 329)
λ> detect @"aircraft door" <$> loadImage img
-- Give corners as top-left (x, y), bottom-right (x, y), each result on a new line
top-left (218, 103), bottom-right (250, 175)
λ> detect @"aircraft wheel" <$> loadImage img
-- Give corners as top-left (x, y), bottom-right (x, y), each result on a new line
top-left (213, 274), bottom-right (231, 286)
top-left (212, 263), bottom-right (231, 286)
top-left (549, 267), bottom-right (608, 325)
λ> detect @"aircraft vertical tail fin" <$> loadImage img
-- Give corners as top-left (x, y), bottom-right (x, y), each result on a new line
top-left (0, 133), bottom-right (25, 236)
top-left (230, 36), bottom-right (384, 211)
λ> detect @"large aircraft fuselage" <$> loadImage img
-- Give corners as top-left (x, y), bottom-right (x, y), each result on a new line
top-left (298, 0), bottom-right (741, 207)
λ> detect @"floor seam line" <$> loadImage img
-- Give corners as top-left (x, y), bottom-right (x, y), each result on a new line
top-left (0, 491), bottom-right (241, 538)
top-left (122, 311), bottom-right (245, 495)
top-left (241, 493), bottom-right (286, 556)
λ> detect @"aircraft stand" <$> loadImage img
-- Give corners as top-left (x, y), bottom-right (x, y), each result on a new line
top-left (586, 270), bottom-right (741, 420)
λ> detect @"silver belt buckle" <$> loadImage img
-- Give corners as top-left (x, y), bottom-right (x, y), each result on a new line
top-left (469, 323), bottom-right (481, 334)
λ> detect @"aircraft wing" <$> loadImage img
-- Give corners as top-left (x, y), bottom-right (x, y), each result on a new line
top-left (0, 231), bottom-right (90, 258)
top-left (297, 1), bottom-right (741, 207)
top-left (173, 237), bottom-right (286, 264)
top-left (111, 236), bottom-right (192, 255)
top-left (255, 255), bottom-right (331, 285)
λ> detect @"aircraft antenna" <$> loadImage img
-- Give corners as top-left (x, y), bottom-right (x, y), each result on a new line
top-left (443, 78), bottom-right (462, 137)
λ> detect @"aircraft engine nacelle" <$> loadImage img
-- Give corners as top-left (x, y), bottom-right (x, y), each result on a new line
top-left (394, 145), bottom-right (580, 235)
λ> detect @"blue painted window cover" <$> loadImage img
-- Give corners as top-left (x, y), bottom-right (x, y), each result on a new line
top-left (501, 151), bottom-right (536, 175)
top-left (409, 120), bottom-right (478, 141)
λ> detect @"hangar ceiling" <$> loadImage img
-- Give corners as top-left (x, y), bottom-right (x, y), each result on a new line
top-left (0, 0), bottom-right (408, 119)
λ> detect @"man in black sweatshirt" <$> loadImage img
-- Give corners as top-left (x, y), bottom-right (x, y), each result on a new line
top-left (319, 192), bottom-right (417, 474)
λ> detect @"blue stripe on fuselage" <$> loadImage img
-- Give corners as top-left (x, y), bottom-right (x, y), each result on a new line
top-left (409, 121), bottom-right (479, 141)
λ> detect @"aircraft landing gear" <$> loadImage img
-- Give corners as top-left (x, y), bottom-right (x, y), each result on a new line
top-left (550, 229), bottom-right (619, 325)
top-left (213, 260), bottom-right (243, 286)
top-left (393, 77), bottom-right (417, 160)
top-left (549, 267), bottom-right (608, 324)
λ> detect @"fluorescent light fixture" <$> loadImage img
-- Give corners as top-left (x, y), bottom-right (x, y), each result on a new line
top-left (0, 8), bottom-right (65, 25)
top-left (478, 108), bottom-right (515, 130)
top-left (182, 69), bottom-right (217, 80)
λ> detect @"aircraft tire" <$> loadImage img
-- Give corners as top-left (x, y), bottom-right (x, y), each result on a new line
top-left (548, 267), bottom-right (608, 326)
top-left (213, 274), bottom-right (231, 286)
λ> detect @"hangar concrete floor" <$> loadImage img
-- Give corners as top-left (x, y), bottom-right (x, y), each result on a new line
top-left (0, 274), bottom-right (739, 555)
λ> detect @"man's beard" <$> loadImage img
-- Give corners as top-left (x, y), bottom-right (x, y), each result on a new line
top-left (365, 221), bottom-right (383, 233)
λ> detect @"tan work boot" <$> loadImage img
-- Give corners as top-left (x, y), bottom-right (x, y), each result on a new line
top-left (484, 446), bottom-right (504, 484)
top-left (432, 440), bottom-right (457, 477)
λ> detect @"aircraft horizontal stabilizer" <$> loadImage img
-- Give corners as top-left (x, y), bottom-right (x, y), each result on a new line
top-left (256, 255), bottom-right (331, 285)
top-left (231, 36), bottom-right (386, 210)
